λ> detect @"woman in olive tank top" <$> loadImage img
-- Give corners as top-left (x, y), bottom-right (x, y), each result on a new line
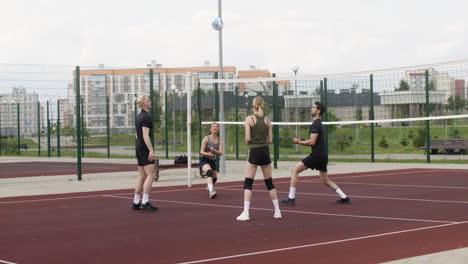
top-left (236, 96), bottom-right (282, 221)
top-left (199, 123), bottom-right (224, 199)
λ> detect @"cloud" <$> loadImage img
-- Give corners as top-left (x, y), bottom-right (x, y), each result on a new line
top-left (0, 0), bottom-right (467, 75)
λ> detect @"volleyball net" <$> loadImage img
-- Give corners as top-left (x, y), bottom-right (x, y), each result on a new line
top-left (194, 60), bottom-right (468, 173)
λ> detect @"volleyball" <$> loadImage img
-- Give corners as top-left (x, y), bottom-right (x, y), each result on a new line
top-left (211, 17), bottom-right (223, 30)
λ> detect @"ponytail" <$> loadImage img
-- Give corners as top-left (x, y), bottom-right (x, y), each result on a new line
top-left (252, 96), bottom-right (264, 117)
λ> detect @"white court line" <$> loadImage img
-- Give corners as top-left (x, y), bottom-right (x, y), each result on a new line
top-left (0, 259), bottom-right (18, 264)
top-left (299, 169), bottom-right (450, 182)
top-left (0, 169), bottom-right (460, 205)
top-left (200, 169), bottom-right (441, 190)
top-left (0, 195), bottom-right (102, 204)
top-left (176, 221), bottom-right (468, 264)
top-left (102, 195), bottom-right (457, 224)
top-left (216, 187), bottom-right (468, 205)
top-left (0, 187), bottom-right (206, 204)
top-left (329, 181), bottom-right (468, 190)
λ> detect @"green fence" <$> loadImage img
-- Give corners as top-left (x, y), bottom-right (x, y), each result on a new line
top-left (1, 61), bottom-right (467, 183)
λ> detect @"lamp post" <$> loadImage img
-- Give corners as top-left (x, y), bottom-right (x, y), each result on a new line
top-left (291, 64), bottom-right (300, 153)
top-left (170, 84), bottom-right (177, 151)
top-left (244, 93), bottom-right (249, 118)
top-left (212, 0), bottom-right (225, 174)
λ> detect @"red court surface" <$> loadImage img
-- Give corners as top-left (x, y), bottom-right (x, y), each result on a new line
top-left (1, 168), bottom-right (468, 264)
top-left (0, 162), bottom-right (198, 178)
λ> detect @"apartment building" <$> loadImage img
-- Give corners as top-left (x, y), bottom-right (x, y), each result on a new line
top-left (0, 87), bottom-right (43, 136)
top-left (68, 65), bottom-right (237, 133)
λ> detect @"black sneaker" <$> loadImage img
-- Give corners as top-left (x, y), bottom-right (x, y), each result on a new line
top-left (139, 202), bottom-right (158, 211)
top-left (131, 202), bottom-right (141, 210)
top-left (336, 197), bottom-right (351, 204)
top-left (280, 198), bottom-right (295, 206)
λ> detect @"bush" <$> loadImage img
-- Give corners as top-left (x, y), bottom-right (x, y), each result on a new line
top-left (412, 127), bottom-right (426, 148)
top-left (400, 136), bottom-right (409, 146)
top-left (408, 130), bottom-right (415, 139)
top-left (334, 134), bottom-right (351, 151)
top-left (449, 126), bottom-right (461, 138)
top-left (279, 128), bottom-right (294, 148)
top-left (379, 135), bottom-right (389, 148)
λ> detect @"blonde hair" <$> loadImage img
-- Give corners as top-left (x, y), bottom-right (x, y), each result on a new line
top-left (252, 96), bottom-right (264, 117)
top-left (137, 94), bottom-right (149, 109)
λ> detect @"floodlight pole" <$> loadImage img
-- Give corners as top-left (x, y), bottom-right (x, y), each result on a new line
top-left (291, 65), bottom-right (299, 153)
top-left (218, 0), bottom-right (226, 174)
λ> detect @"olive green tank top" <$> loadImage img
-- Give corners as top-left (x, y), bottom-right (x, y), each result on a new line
top-left (249, 114), bottom-right (269, 148)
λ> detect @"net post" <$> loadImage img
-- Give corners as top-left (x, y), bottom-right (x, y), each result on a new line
top-left (165, 90), bottom-right (169, 158)
top-left (197, 79), bottom-right (202, 160)
top-left (273, 73), bottom-right (279, 169)
top-left (214, 72), bottom-right (220, 170)
top-left (0, 104), bottom-right (2, 156)
top-left (47, 100), bottom-right (51, 157)
top-left (320, 80), bottom-right (324, 102)
top-left (370, 74), bottom-right (375, 162)
top-left (425, 70), bottom-right (431, 163)
top-left (17, 103), bottom-right (20, 153)
top-left (186, 73), bottom-right (192, 187)
top-left (81, 98), bottom-right (84, 157)
top-left (106, 95), bottom-right (110, 158)
top-left (323, 78), bottom-right (328, 155)
top-left (37, 101), bottom-right (41, 156)
top-left (149, 69), bottom-right (155, 149)
top-left (57, 100), bottom-right (61, 157)
top-left (75, 66), bottom-right (82, 181)
top-left (235, 85), bottom-right (239, 159)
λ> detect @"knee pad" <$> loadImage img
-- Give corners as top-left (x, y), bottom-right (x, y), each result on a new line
top-left (212, 177), bottom-right (217, 184)
top-left (206, 169), bottom-right (213, 177)
top-left (264, 178), bottom-right (275, 190)
top-left (243, 178), bottom-right (254, 190)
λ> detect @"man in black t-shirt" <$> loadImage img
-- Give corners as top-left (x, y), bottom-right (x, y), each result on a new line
top-left (280, 102), bottom-right (351, 205)
top-left (131, 94), bottom-right (158, 211)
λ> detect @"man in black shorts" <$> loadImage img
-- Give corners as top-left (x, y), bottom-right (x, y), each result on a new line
top-left (131, 94), bottom-right (158, 211)
top-left (280, 102), bottom-right (351, 205)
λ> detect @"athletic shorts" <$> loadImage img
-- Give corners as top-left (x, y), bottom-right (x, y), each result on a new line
top-left (136, 148), bottom-right (155, 167)
top-left (247, 146), bottom-right (271, 167)
top-left (302, 154), bottom-right (328, 172)
top-left (199, 156), bottom-right (217, 171)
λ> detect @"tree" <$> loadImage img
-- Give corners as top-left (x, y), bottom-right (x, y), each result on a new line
top-left (152, 91), bottom-right (162, 128)
top-left (334, 134), bottom-right (351, 151)
top-left (429, 81), bottom-right (437, 91)
top-left (412, 126), bottom-right (426, 148)
top-left (445, 96), bottom-right (466, 113)
top-left (395, 80), bottom-right (409, 91)
top-left (379, 135), bottom-right (389, 148)
top-left (62, 124), bottom-right (75, 137)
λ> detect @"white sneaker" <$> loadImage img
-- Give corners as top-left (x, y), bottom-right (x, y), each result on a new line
top-left (236, 212), bottom-right (250, 221)
top-left (209, 190), bottom-right (217, 199)
top-left (274, 211), bottom-right (282, 219)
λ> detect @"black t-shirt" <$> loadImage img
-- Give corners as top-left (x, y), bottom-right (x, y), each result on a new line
top-left (136, 109), bottom-right (153, 150)
top-left (309, 119), bottom-right (326, 157)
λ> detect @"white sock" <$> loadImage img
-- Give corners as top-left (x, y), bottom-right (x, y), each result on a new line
top-left (272, 199), bottom-right (280, 213)
top-left (142, 193), bottom-right (149, 204)
top-left (288, 187), bottom-right (296, 199)
top-left (243, 201), bottom-right (250, 215)
top-left (336, 188), bottom-right (347, 199)
top-left (208, 183), bottom-right (214, 192)
top-left (133, 194), bottom-right (141, 204)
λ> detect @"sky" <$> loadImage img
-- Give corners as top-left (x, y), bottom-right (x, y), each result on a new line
top-left (0, 0), bottom-right (467, 75)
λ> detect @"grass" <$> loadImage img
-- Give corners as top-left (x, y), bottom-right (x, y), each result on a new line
top-left (2, 124), bottom-right (466, 163)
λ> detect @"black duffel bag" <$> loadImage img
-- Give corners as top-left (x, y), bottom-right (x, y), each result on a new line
top-left (174, 155), bottom-right (188, 164)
